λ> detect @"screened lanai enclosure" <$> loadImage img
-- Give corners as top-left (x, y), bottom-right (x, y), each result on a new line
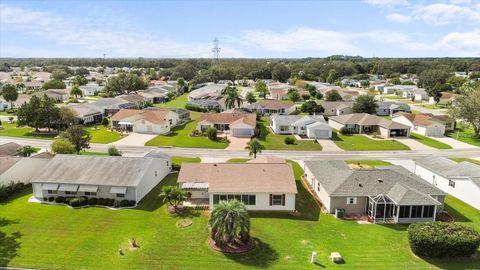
top-left (366, 194), bottom-right (438, 223)
top-left (367, 194), bottom-right (396, 223)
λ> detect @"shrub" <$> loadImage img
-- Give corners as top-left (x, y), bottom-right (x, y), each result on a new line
top-left (129, 200), bottom-right (136, 207)
top-left (69, 198), bottom-right (80, 207)
top-left (79, 197), bottom-right (88, 206)
top-left (97, 198), bottom-right (105, 205)
top-left (101, 117), bottom-right (109, 126)
top-left (113, 200), bottom-right (121, 208)
top-left (107, 145), bottom-right (122, 156)
top-left (0, 182), bottom-right (30, 201)
top-left (106, 198), bottom-right (115, 206)
top-left (54, 196), bottom-right (65, 203)
top-left (205, 127), bottom-right (217, 140)
top-left (408, 222), bottom-right (480, 258)
top-left (48, 197), bottom-right (55, 202)
top-left (88, 197), bottom-right (98, 205)
top-left (339, 127), bottom-right (350, 135)
top-left (284, 136), bottom-right (296, 145)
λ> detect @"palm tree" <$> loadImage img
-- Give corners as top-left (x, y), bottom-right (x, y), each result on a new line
top-left (16, 145), bottom-right (39, 157)
top-left (209, 200), bottom-right (250, 246)
top-left (70, 84), bottom-right (83, 99)
top-left (159, 185), bottom-right (187, 212)
top-left (245, 138), bottom-right (265, 159)
top-left (223, 86), bottom-right (242, 109)
top-left (245, 92), bottom-right (256, 104)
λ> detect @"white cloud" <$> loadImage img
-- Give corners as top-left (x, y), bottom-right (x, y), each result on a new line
top-left (435, 30), bottom-right (480, 56)
top-left (0, 4), bottom-right (245, 58)
top-left (412, 3), bottom-right (480, 25)
top-left (386, 13), bottom-right (411, 23)
top-left (363, 0), bottom-right (409, 6)
top-left (240, 27), bottom-right (359, 54)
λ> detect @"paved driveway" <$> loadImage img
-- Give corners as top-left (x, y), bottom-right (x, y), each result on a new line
top-left (394, 137), bottom-right (434, 150)
top-left (409, 104), bottom-right (447, 115)
top-left (317, 139), bottom-right (344, 152)
top-left (226, 136), bottom-right (250, 151)
top-left (111, 133), bottom-right (157, 147)
top-left (428, 136), bottom-right (476, 149)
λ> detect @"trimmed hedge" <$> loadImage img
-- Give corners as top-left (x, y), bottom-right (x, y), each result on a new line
top-left (48, 196), bottom-right (136, 208)
top-left (408, 222), bottom-right (480, 258)
top-left (0, 182), bottom-right (30, 201)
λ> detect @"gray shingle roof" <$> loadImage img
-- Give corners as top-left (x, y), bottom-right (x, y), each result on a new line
top-left (305, 160), bottom-right (445, 205)
top-left (416, 156), bottom-right (480, 187)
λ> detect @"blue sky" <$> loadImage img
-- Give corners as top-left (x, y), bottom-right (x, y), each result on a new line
top-left (1, 0), bottom-right (479, 58)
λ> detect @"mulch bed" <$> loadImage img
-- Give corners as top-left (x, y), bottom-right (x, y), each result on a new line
top-left (436, 212), bottom-right (454, 222)
top-left (208, 238), bottom-right (256, 254)
top-left (167, 205), bottom-right (186, 214)
top-left (176, 218), bottom-right (193, 228)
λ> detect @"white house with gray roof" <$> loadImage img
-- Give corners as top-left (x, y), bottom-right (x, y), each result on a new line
top-left (31, 155), bottom-right (171, 203)
top-left (376, 101), bottom-right (411, 116)
top-left (329, 113), bottom-right (411, 137)
top-left (270, 115), bottom-right (332, 139)
top-left (414, 156), bottom-right (480, 210)
top-left (303, 160), bottom-right (445, 223)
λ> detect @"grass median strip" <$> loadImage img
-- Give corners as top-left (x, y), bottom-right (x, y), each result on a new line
top-left (410, 133), bottom-right (452, 149)
top-left (332, 130), bottom-right (410, 151)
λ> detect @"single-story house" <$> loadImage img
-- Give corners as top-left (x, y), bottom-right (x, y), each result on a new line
top-left (376, 101), bottom-right (411, 116)
top-left (400, 88), bottom-right (428, 101)
top-left (33, 89), bottom-right (69, 102)
top-left (414, 156), bottom-right (480, 210)
top-left (117, 94), bottom-right (150, 108)
top-left (89, 98), bottom-right (137, 115)
top-left (329, 113), bottom-right (411, 137)
top-left (304, 160), bottom-right (446, 223)
top-left (79, 82), bottom-right (102, 96)
top-left (322, 101), bottom-right (354, 117)
top-left (166, 108), bottom-right (190, 124)
top-left (67, 103), bottom-right (103, 124)
top-left (243, 100), bottom-right (296, 115)
top-left (23, 81), bottom-right (43, 91)
top-left (31, 154), bottom-right (171, 203)
top-left (178, 162), bottom-right (297, 211)
top-left (429, 92), bottom-right (456, 105)
top-left (0, 157), bottom-right (50, 185)
top-left (188, 84), bottom-right (225, 101)
top-left (111, 108), bottom-right (179, 134)
top-left (268, 82), bottom-right (291, 100)
top-left (0, 142), bottom-right (22, 156)
top-left (383, 85), bottom-right (417, 95)
top-left (137, 86), bottom-right (171, 103)
top-left (0, 94), bottom-right (31, 110)
top-left (197, 111), bottom-right (256, 137)
top-left (187, 95), bottom-right (226, 112)
top-left (270, 115), bottom-right (332, 139)
top-left (392, 112), bottom-right (454, 137)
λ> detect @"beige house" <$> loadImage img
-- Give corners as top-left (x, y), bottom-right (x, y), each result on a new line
top-left (244, 100), bottom-right (296, 115)
top-left (111, 109), bottom-right (179, 134)
top-left (392, 112), bottom-right (454, 137)
top-left (197, 111), bottom-right (256, 137)
top-left (178, 162), bottom-right (297, 211)
top-left (329, 113), bottom-right (411, 138)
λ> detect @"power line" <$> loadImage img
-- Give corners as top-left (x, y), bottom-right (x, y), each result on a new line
top-left (211, 37), bottom-right (221, 63)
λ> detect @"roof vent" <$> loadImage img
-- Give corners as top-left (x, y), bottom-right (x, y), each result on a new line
top-left (359, 184), bottom-right (363, 187)
top-left (213, 164), bottom-right (217, 167)
top-left (377, 178), bottom-right (383, 183)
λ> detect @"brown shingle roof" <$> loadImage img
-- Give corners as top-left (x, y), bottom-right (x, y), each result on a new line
top-left (330, 113), bottom-right (410, 129)
top-left (200, 112), bottom-right (256, 127)
top-left (258, 100), bottom-right (295, 109)
top-left (111, 109), bottom-right (172, 125)
top-left (178, 163), bottom-right (297, 193)
top-left (0, 142), bottom-right (21, 156)
top-left (394, 112), bottom-right (450, 126)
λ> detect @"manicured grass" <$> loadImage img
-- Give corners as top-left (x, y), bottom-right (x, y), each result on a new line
top-left (411, 110), bottom-right (422, 115)
top-left (153, 93), bottom-right (188, 109)
top-left (0, 111), bottom-right (15, 116)
top-left (345, 160), bottom-right (392, 167)
top-left (382, 95), bottom-right (403, 100)
top-left (332, 130), bottom-right (410, 151)
top-left (257, 119), bottom-right (322, 151)
top-left (410, 133), bottom-right (452, 149)
top-left (226, 158), bottom-right (251, 163)
top-left (171, 156), bottom-right (201, 166)
top-left (446, 123), bottom-right (480, 147)
top-left (0, 122), bottom-right (56, 140)
top-left (145, 112), bottom-right (228, 149)
top-left (79, 151), bottom-right (109, 156)
top-left (0, 163), bottom-right (478, 269)
top-left (450, 157), bottom-right (480, 166)
top-left (420, 103), bottom-right (449, 110)
top-left (86, 126), bottom-right (125, 144)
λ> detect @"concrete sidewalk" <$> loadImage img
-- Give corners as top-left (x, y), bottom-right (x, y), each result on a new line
top-left (318, 139), bottom-right (344, 152)
top-left (111, 133), bottom-right (156, 147)
top-left (428, 136), bottom-right (476, 149)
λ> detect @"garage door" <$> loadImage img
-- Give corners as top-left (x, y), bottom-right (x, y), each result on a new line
top-left (313, 130), bottom-right (330, 139)
top-left (232, 128), bottom-right (252, 137)
top-left (425, 128), bottom-right (443, 137)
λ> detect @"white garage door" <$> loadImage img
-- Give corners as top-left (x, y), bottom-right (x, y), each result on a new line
top-left (425, 127), bottom-right (443, 137)
top-left (232, 128), bottom-right (252, 137)
top-left (313, 130), bottom-right (330, 139)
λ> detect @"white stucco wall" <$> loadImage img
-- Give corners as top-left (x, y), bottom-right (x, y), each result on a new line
top-left (135, 158), bottom-right (171, 201)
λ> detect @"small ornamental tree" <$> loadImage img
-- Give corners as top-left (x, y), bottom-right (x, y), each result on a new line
top-left (408, 222), bottom-right (480, 258)
top-left (245, 138), bottom-right (265, 159)
top-left (16, 145), bottom-right (39, 157)
top-left (51, 138), bottom-right (76, 154)
top-left (159, 185), bottom-right (187, 213)
top-left (209, 200), bottom-right (251, 246)
top-left (205, 127), bottom-right (217, 140)
top-left (108, 145), bottom-right (122, 156)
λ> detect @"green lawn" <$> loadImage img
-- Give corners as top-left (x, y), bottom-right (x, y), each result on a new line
top-left (226, 158), bottom-right (251, 163)
top-left (1, 162), bottom-right (478, 269)
top-left (257, 119), bottom-right (322, 151)
top-left (446, 123), bottom-right (480, 147)
top-left (410, 133), bottom-right (452, 149)
top-left (153, 93), bottom-right (188, 109)
top-left (172, 156), bottom-right (201, 166)
top-left (332, 130), bottom-right (411, 151)
top-left (420, 104), bottom-right (449, 110)
top-left (0, 122), bottom-right (57, 140)
top-left (345, 160), bottom-right (392, 167)
top-left (79, 151), bottom-right (109, 156)
top-left (0, 111), bottom-right (15, 116)
top-left (86, 126), bottom-right (125, 144)
top-left (450, 157), bottom-right (480, 166)
top-left (145, 112), bottom-right (228, 149)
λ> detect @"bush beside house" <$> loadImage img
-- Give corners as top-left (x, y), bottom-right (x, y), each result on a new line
top-left (46, 196), bottom-right (136, 208)
top-left (408, 222), bottom-right (480, 258)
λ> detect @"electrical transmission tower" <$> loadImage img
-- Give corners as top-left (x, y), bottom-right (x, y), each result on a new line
top-left (212, 37), bottom-right (221, 63)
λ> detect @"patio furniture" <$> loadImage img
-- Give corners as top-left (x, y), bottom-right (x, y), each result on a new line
top-left (330, 252), bottom-right (343, 263)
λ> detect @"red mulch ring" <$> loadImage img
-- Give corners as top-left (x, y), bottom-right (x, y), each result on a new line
top-left (208, 238), bottom-right (256, 254)
top-left (436, 212), bottom-right (454, 222)
top-left (167, 205), bottom-right (186, 214)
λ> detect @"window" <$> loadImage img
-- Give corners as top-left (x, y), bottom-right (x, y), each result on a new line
top-left (65, 191), bottom-right (77, 195)
top-left (155, 171), bottom-right (158, 177)
top-left (399, 206), bottom-right (410, 218)
top-left (317, 184), bottom-right (320, 192)
top-left (214, 194), bottom-right (256, 205)
top-left (347, 197), bottom-right (357, 205)
top-left (411, 206), bottom-right (422, 218)
top-left (423, 206), bottom-right (434, 218)
top-left (213, 195), bottom-right (219, 204)
top-left (449, 180), bottom-right (455, 188)
top-left (432, 175), bottom-right (436, 186)
top-left (84, 192), bottom-right (97, 196)
top-left (116, 193), bottom-right (125, 198)
top-left (271, 194), bottom-right (283, 206)
top-left (47, 190), bottom-right (57, 194)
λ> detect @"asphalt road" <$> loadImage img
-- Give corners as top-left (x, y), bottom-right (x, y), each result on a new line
top-left (2, 136), bottom-right (480, 161)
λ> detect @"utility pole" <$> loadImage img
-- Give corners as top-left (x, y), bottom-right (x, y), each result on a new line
top-left (211, 37), bottom-right (221, 64)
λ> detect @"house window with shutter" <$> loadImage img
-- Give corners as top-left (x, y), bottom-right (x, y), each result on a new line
top-left (270, 194), bottom-right (284, 206)
top-left (347, 197), bottom-right (357, 205)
